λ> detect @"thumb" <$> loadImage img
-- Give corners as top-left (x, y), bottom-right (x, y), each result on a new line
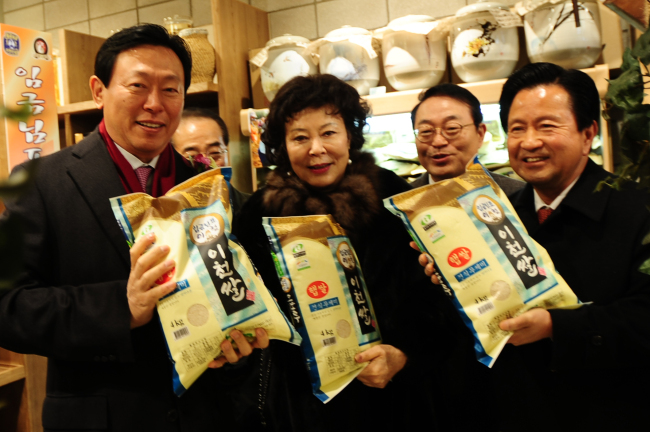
top-left (355, 346), bottom-right (380, 363)
top-left (500, 318), bottom-right (516, 332)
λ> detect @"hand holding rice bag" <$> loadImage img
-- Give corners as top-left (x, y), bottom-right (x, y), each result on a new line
top-left (384, 159), bottom-right (579, 367)
top-left (263, 215), bottom-right (382, 403)
top-left (110, 168), bottom-right (301, 396)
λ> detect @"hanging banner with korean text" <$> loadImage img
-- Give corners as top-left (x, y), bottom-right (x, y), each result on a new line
top-left (0, 24), bottom-right (60, 174)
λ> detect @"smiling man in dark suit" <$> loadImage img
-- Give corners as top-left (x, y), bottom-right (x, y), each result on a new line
top-left (420, 64), bottom-right (650, 431)
top-left (492, 62), bottom-right (650, 431)
top-left (0, 24), bottom-right (266, 432)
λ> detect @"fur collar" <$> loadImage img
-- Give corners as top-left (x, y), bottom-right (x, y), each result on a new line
top-left (261, 151), bottom-right (382, 237)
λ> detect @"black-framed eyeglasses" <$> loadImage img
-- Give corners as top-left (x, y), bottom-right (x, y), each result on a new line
top-left (414, 122), bottom-right (475, 143)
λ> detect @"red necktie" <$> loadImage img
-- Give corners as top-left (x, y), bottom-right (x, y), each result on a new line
top-left (537, 206), bottom-right (553, 224)
top-left (135, 166), bottom-right (153, 193)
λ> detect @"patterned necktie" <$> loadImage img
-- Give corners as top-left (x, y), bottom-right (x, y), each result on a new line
top-left (537, 206), bottom-right (553, 224)
top-left (135, 166), bottom-right (153, 193)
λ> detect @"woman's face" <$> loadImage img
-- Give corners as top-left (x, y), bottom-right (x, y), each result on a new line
top-left (285, 107), bottom-right (350, 189)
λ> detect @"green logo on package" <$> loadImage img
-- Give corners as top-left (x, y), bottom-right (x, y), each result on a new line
top-left (420, 214), bottom-right (437, 231)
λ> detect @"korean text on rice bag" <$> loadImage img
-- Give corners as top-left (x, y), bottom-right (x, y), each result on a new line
top-left (263, 215), bottom-right (381, 403)
top-left (110, 168), bottom-right (301, 396)
top-left (384, 159), bottom-right (579, 367)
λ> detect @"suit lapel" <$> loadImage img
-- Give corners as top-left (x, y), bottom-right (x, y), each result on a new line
top-left (511, 184), bottom-right (540, 234)
top-left (67, 132), bottom-right (131, 268)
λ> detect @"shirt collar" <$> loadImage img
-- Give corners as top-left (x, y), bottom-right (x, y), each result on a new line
top-left (114, 142), bottom-right (160, 170)
top-left (533, 176), bottom-right (579, 212)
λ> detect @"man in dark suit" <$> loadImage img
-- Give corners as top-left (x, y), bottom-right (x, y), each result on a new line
top-left (492, 62), bottom-right (650, 431)
top-left (420, 64), bottom-right (650, 430)
top-left (410, 83), bottom-right (523, 195)
top-left (0, 24), bottom-right (266, 432)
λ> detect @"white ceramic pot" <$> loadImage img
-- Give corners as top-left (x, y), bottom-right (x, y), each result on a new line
top-left (451, 1), bottom-right (519, 83)
top-left (524, 0), bottom-right (601, 69)
top-left (381, 15), bottom-right (447, 91)
top-left (260, 34), bottom-right (317, 102)
top-left (319, 26), bottom-right (380, 95)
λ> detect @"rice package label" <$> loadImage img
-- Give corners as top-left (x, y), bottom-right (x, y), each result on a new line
top-left (110, 168), bottom-right (300, 396)
top-left (384, 159), bottom-right (579, 367)
top-left (263, 215), bottom-right (381, 403)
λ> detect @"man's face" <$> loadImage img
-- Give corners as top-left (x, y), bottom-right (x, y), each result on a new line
top-left (90, 45), bottom-right (185, 163)
top-left (172, 117), bottom-right (228, 166)
top-left (413, 96), bottom-right (486, 182)
top-left (507, 84), bottom-right (596, 203)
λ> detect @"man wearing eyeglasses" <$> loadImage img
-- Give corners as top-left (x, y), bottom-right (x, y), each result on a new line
top-left (410, 83), bottom-right (523, 195)
top-left (409, 83), bottom-right (522, 432)
top-left (173, 107), bottom-right (230, 167)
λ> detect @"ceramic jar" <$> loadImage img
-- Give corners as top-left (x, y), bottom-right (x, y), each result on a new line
top-left (381, 15), bottom-right (447, 91)
top-left (260, 34), bottom-right (317, 102)
top-left (319, 26), bottom-right (380, 95)
top-left (451, 0), bottom-right (519, 83)
top-left (523, 0), bottom-right (601, 69)
top-left (179, 28), bottom-right (216, 84)
top-left (164, 15), bottom-right (193, 35)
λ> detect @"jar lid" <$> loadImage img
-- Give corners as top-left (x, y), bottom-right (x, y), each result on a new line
top-left (179, 28), bottom-right (208, 37)
top-left (388, 15), bottom-right (435, 28)
top-left (265, 34), bottom-right (311, 48)
top-left (325, 25), bottom-right (372, 38)
top-left (456, 0), bottom-right (510, 17)
top-left (164, 15), bottom-right (193, 24)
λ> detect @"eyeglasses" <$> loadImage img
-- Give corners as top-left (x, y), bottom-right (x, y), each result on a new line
top-left (184, 148), bottom-right (228, 162)
top-left (414, 122), bottom-right (475, 143)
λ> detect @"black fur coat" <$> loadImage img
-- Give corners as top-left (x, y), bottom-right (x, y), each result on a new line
top-left (233, 152), bottom-right (441, 432)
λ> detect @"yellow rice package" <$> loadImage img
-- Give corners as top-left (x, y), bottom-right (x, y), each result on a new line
top-left (262, 215), bottom-right (382, 403)
top-left (384, 159), bottom-right (579, 367)
top-left (109, 168), bottom-right (301, 396)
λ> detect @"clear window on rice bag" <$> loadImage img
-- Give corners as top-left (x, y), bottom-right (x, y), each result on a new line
top-left (263, 215), bottom-right (381, 403)
top-left (110, 168), bottom-right (301, 396)
top-left (384, 158), bottom-right (580, 367)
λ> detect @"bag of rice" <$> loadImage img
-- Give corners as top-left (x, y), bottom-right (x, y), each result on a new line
top-left (110, 168), bottom-right (301, 396)
top-left (384, 158), bottom-right (579, 367)
top-left (262, 215), bottom-right (381, 403)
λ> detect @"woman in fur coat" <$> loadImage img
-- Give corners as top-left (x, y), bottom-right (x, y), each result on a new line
top-left (233, 75), bottom-right (441, 431)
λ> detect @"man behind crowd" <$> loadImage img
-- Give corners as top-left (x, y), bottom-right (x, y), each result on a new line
top-left (172, 107), bottom-right (249, 211)
top-left (172, 107), bottom-right (229, 167)
top-left (422, 63), bottom-right (650, 431)
top-left (0, 24), bottom-right (266, 432)
top-left (410, 83), bottom-right (523, 195)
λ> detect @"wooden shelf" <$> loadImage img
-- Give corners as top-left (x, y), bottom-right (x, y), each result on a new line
top-left (56, 82), bottom-right (219, 117)
top-left (57, 100), bottom-right (97, 116)
top-left (187, 81), bottom-right (219, 94)
top-left (0, 363), bottom-right (25, 387)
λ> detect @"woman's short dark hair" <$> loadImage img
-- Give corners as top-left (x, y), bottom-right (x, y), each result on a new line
top-left (411, 83), bottom-right (483, 128)
top-left (499, 62), bottom-right (600, 132)
top-left (262, 74), bottom-right (370, 171)
top-left (94, 24), bottom-right (192, 92)
top-left (181, 107), bottom-right (229, 146)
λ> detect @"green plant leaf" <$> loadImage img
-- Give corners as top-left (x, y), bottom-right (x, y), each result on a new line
top-left (0, 159), bottom-right (38, 200)
top-left (631, 25), bottom-right (650, 65)
top-left (606, 51), bottom-right (643, 111)
top-left (639, 257), bottom-right (650, 275)
top-left (0, 104), bottom-right (31, 123)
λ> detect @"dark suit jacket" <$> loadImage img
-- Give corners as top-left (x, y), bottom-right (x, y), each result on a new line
top-left (411, 171), bottom-right (524, 196)
top-left (0, 131), bottom-right (230, 432)
top-left (492, 160), bottom-right (650, 431)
